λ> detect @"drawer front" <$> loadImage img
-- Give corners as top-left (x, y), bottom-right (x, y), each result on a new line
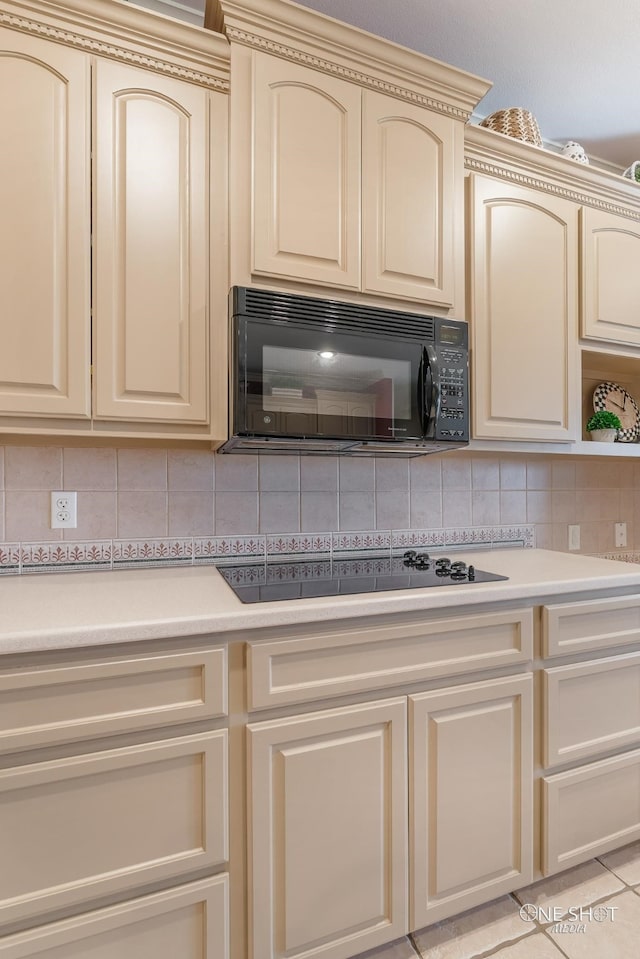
top-left (0, 730), bottom-right (228, 925)
top-left (542, 748), bottom-right (640, 874)
top-left (0, 647), bottom-right (227, 753)
top-left (543, 651), bottom-right (640, 767)
top-left (247, 608), bottom-right (533, 709)
top-left (543, 595), bottom-right (640, 658)
top-left (0, 875), bottom-right (228, 959)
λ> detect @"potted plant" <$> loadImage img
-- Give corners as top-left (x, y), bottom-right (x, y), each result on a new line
top-left (623, 161), bottom-right (640, 182)
top-left (586, 410), bottom-right (622, 442)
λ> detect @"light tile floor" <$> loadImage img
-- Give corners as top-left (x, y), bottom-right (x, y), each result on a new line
top-left (357, 841), bottom-right (640, 959)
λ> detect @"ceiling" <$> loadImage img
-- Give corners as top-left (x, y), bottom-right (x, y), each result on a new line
top-left (130, 0), bottom-right (640, 173)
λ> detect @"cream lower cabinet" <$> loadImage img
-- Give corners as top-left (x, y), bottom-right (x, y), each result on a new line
top-left (247, 698), bottom-right (409, 959)
top-left (468, 173), bottom-right (579, 442)
top-left (581, 207), bottom-right (640, 347)
top-left (0, 642), bottom-right (230, 958)
top-left (541, 595), bottom-right (640, 876)
top-left (410, 674), bottom-right (533, 927)
top-left (0, 0), bottom-right (229, 441)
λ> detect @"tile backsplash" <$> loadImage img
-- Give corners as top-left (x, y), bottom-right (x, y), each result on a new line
top-left (0, 445), bottom-right (637, 570)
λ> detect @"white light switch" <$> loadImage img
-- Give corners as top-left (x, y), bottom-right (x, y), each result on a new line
top-left (568, 525), bottom-right (580, 551)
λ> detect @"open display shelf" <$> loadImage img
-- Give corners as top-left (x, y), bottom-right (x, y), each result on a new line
top-left (581, 347), bottom-right (640, 454)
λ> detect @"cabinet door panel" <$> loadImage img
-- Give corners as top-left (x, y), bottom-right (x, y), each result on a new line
top-left (94, 60), bottom-right (209, 423)
top-left (252, 52), bottom-right (361, 289)
top-left (410, 674), bottom-right (533, 927)
top-left (582, 207), bottom-right (640, 346)
top-left (362, 91), bottom-right (458, 306)
top-left (248, 699), bottom-right (407, 959)
top-left (469, 175), bottom-right (578, 441)
top-left (0, 29), bottom-right (90, 417)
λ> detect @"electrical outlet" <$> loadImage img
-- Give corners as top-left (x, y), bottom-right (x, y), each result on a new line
top-left (51, 491), bottom-right (77, 529)
top-left (615, 523), bottom-right (627, 548)
top-left (568, 525), bottom-right (580, 551)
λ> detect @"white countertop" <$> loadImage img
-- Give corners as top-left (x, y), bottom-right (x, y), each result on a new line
top-left (2, 549), bottom-right (640, 655)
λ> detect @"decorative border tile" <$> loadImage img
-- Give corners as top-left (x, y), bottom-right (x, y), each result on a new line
top-left (392, 529), bottom-right (447, 550)
top-left (0, 543), bottom-right (21, 574)
top-left (21, 541), bottom-right (112, 573)
top-left (193, 535), bottom-right (266, 565)
top-left (490, 525), bottom-right (535, 549)
top-left (391, 525), bottom-right (534, 554)
top-left (598, 551), bottom-right (640, 564)
top-left (444, 526), bottom-right (493, 549)
top-left (266, 533), bottom-right (332, 557)
top-left (1, 524), bottom-right (534, 576)
top-left (332, 530), bottom-right (392, 555)
top-left (113, 538), bottom-right (192, 568)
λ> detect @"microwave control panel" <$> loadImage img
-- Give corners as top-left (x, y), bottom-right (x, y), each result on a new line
top-left (434, 344), bottom-right (469, 441)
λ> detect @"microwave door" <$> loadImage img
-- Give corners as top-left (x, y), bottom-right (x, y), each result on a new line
top-left (236, 317), bottom-right (424, 443)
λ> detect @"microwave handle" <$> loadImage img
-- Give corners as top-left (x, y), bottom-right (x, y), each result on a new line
top-left (421, 344), bottom-right (440, 436)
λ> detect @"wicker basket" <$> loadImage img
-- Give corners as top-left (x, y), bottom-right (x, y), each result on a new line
top-left (479, 107), bottom-right (543, 148)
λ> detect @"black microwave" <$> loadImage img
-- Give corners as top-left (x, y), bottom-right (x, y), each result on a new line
top-left (220, 287), bottom-right (469, 457)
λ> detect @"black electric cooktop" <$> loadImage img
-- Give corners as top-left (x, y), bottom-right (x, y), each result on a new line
top-left (217, 551), bottom-right (508, 603)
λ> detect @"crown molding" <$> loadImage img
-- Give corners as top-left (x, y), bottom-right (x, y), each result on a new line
top-left (1, 0), bottom-right (230, 89)
top-left (465, 124), bottom-right (640, 220)
top-left (211, 0), bottom-right (491, 120)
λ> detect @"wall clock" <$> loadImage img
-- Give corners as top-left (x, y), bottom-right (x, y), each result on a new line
top-left (593, 381), bottom-right (640, 441)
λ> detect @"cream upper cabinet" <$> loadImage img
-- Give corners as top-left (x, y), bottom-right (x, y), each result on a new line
top-left (362, 91), bottom-right (460, 306)
top-left (93, 60), bottom-right (210, 424)
top-left (220, 0), bottom-right (490, 312)
top-left (0, 27), bottom-right (90, 418)
top-left (0, 0), bottom-right (229, 442)
top-left (581, 207), bottom-right (640, 347)
top-left (410, 674), bottom-right (533, 927)
top-left (252, 53), bottom-right (361, 289)
top-left (250, 58), bottom-right (461, 305)
top-left (247, 698), bottom-right (408, 959)
top-left (468, 173), bottom-right (579, 442)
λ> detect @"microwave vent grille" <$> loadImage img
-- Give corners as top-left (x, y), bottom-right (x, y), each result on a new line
top-left (236, 287), bottom-right (435, 342)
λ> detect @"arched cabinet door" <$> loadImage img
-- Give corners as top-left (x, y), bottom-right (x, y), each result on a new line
top-left (0, 28), bottom-right (90, 417)
top-left (581, 207), bottom-right (640, 347)
top-left (362, 91), bottom-right (460, 307)
top-left (93, 59), bottom-right (210, 424)
top-left (252, 52), bottom-right (362, 290)
top-left (468, 174), bottom-right (579, 442)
